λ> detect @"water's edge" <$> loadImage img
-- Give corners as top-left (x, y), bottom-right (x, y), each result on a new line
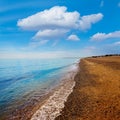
top-left (31, 64), bottom-right (78, 120)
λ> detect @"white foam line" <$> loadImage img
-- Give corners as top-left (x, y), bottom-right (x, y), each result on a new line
top-left (31, 65), bottom-right (78, 120)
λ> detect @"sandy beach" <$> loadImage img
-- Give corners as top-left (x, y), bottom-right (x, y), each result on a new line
top-left (2, 56), bottom-right (120, 120)
top-left (56, 56), bottom-right (120, 120)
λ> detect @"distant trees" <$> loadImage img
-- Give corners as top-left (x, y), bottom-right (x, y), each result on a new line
top-left (89, 54), bottom-right (120, 58)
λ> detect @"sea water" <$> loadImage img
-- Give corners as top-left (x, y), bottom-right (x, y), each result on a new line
top-left (0, 58), bottom-right (78, 118)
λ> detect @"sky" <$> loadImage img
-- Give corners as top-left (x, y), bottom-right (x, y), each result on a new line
top-left (0, 0), bottom-right (120, 59)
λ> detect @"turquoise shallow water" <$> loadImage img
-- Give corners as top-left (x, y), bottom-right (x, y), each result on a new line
top-left (0, 58), bottom-right (78, 117)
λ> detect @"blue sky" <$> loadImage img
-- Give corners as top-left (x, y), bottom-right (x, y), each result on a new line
top-left (0, 0), bottom-right (120, 58)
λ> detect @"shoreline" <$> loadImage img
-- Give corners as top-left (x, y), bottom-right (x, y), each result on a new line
top-left (55, 56), bottom-right (120, 120)
top-left (2, 56), bottom-right (120, 119)
top-left (0, 62), bottom-right (78, 120)
top-left (4, 62), bottom-right (78, 120)
top-left (30, 63), bottom-right (78, 120)
top-left (1, 63), bottom-right (78, 120)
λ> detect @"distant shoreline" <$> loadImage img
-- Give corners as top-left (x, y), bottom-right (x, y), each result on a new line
top-left (56, 55), bottom-right (120, 120)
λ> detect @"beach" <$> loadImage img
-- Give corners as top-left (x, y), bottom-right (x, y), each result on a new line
top-left (56, 56), bottom-right (120, 120)
top-left (1, 56), bottom-right (120, 120)
top-left (30, 64), bottom-right (78, 120)
top-left (1, 0), bottom-right (120, 120)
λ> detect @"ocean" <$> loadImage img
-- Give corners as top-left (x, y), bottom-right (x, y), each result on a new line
top-left (0, 58), bottom-right (78, 119)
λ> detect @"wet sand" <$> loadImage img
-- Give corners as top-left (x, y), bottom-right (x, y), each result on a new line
top-left (56, 56), bottom-right (120, 120)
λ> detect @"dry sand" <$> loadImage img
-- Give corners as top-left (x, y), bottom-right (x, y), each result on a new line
top-left (56, 56), bottom-right (120, 120)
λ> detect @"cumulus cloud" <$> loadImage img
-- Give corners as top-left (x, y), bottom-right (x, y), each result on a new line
top-left (67, 34), bottom-right (80, 41)
top-left (18, 6), bottom-right (80, 30)
top-left (17, 6), bottom-right (103, 46)
top-left (79, 13), bottom-right (103, 30)
top-left (91, 31), bottom-right (120, 41)
top-left (18, 6), bottom-right (103, 31)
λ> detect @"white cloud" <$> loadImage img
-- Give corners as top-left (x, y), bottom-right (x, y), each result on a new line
top-left (17, 6), bottom-right (103, 46)
top-left (33, 29), bottom-right (69, 40)
top-left (17, 6), bottom-right (79, 30)
top-left (67, 34), bottom-right (80, 41)
top-left (79, 13), bottom-right (103, 31)
top-left (91, 31), bottom-right (120, 41)
top-left (18, 6), bottom-right (103, 31)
